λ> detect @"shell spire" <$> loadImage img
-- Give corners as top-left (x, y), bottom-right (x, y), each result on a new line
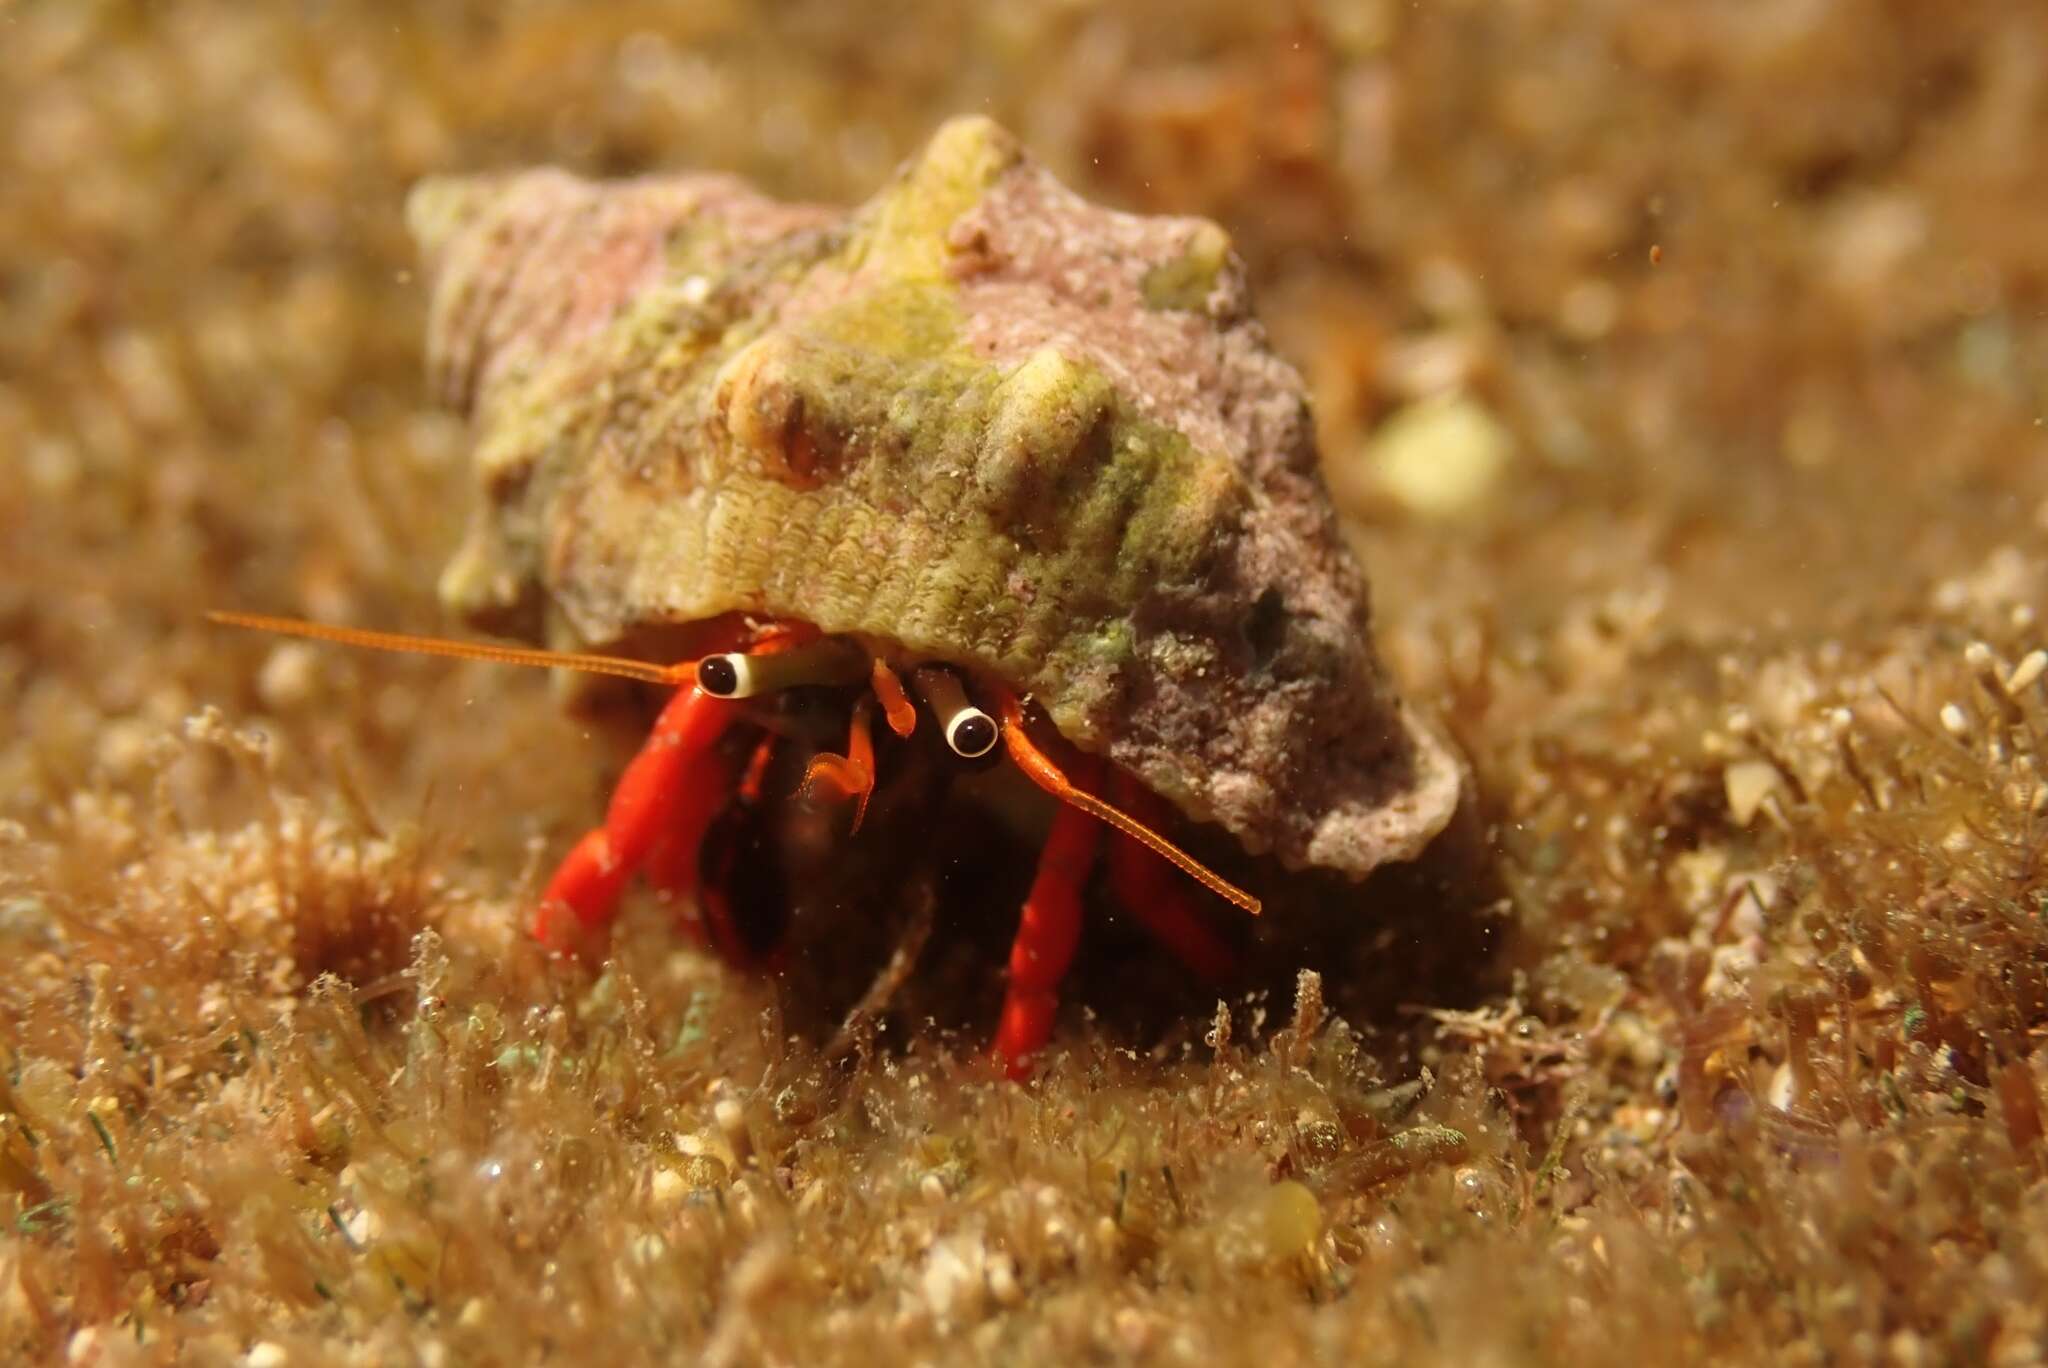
top-left (414, 116), bottom-right (1461, 877)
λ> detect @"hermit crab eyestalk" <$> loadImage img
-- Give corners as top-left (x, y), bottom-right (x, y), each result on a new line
top-left (696, 637), bottom-right (867, 698)
top-left (913, 666), bottom-right (1000, 758)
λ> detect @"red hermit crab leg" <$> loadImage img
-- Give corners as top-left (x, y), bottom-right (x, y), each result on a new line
top-left (735, 731), bottom-right (782, 804)
top-left (532, 683), bottom-right (745, 950)
top-left (993, 772), bottom-right (1104, 1076)
top-left (644, 729), bottom-right (775, 912)
top-left (642, 740), bottom-right (748, 950)
top-left (1104, 772), bottom-right (1234, 984)
top-left (988, 688), bottom-right (1261, 1072)
top-left (542, 632), bottom-right (864, 948)
top-left (994, 692), bottom-right (1262, 917)
top-left (800, 696), bottom-right (877, 833)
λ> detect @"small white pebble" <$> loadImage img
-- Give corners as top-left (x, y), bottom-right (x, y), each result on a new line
top-left (1939, 702), bottom-right (1972, 737)
top-left (1827, 706), bottom-right (1854, 734)
top-left (1766, 1061), bottom-right (1796, 1111)
top-left (920, 1173), bottom-right (948, 1205)
top-left (649, 1166), bottom-right (687, 1208)
top-left (245, 1344), bottom-right (288, 1368)
top-left (987, 1255), bottom-right (1022, 1306)
top-left (2006, 649), bottom-right (2046, 695)
top-left (1364, 393), bottom-right (1513, 519)
top-left (919, 1236), bottom-right (986, 1321)
top-left (94, 718), bottom-right (156, 778)
top-left (720, 1097), bottom-right (753, 1146)
top-left (343, 1208), bottom-right (377, 1246)
top-left (1724, 759), bottom-right (1784, 827)
top-left (713, 1097), bottom-right (749, 1162)
top-left (257, 642), bottom-right (321, 711)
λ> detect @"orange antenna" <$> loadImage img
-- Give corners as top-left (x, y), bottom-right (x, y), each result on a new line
top-left (206, 610), bottom-right (691, 687)
top-left (994, 691), bottom-right (1261, 916)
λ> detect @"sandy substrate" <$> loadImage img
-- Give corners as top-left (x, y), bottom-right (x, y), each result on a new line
top-left (4, 4), bottom-right (2048, 1363)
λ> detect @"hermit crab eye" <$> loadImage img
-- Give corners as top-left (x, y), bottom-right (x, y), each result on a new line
top-left (696, 638), bottom-right (867, 698)
top-left (913, 666), bottom-right (1000, 758)
top-left (949, 712), bottom-right (998, 758)
top-left (698, 654), bottom-right (745, 696)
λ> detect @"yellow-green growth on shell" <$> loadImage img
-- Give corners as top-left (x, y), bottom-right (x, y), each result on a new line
top-left (413, 117), bottom-right (1460, 876)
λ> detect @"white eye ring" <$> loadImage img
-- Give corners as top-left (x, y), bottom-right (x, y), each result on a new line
top-left (695, 638), bottom-right (867, 698)
top-left (946, 710), bottom-right (999, 758)
top-left (912, 667), bottom-right (1000, 758)
top-left (696, 653), bottom-right (753, 697)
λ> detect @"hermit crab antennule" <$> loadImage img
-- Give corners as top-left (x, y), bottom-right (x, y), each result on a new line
top-left (993, 690), bottom-right (1263, 917)
top-left (205, 610), bottom-right (692, 686)
top-left (696, 637), bottom-right (868, 698)
top-left (868, 659), bottom-right (918, 738)
top-left (911, 666), bottom-right (1000, 758)
top-left (801, 696), bottom-right (878, 832)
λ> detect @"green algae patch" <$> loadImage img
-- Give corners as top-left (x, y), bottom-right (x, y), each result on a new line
top-left (1141, 221), bottom-right (1233, 311)
top-left (855, 115), bottom-right (1022, 281)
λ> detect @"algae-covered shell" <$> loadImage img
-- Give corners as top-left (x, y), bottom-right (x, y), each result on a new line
top-left (412, 117), bottom-right (1460, 877)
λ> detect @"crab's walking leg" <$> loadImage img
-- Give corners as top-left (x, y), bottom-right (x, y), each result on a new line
top-left (644, 731), bottom-right (782, 960)
top-left (642, 737), bottom-right (751, 948)
top-left (1104, 773), bottom-right (1236, 983)
top-left (532, 685), bottom-right (744, 951)
top-left (1106, 840), bottom-right (1236, 985)
top-left (994, 776), bottom-right (1105, 1077)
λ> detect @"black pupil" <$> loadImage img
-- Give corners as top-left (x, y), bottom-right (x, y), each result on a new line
top-left (698, 656), bottom-right (739, 695)
top-left (953, 715), bottom-right (995, 755)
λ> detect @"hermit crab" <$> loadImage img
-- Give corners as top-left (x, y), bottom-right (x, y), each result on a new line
top-left (216, 117), bottom-right (1461, 1073)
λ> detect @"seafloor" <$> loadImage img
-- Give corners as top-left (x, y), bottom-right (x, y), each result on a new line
top-left (4, 3), bottom-right (2048, 1364)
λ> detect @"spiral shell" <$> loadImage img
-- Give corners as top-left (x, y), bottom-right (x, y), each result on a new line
top-left (412, 117), bottom-right (1460, 876)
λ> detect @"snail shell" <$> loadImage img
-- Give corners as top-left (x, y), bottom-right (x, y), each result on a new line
top-left (412, 117), bottom-right (1460, 876)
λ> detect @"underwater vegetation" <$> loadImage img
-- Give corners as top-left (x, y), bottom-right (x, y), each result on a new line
top-left (4, 2), bottom-right (2048, 1363)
